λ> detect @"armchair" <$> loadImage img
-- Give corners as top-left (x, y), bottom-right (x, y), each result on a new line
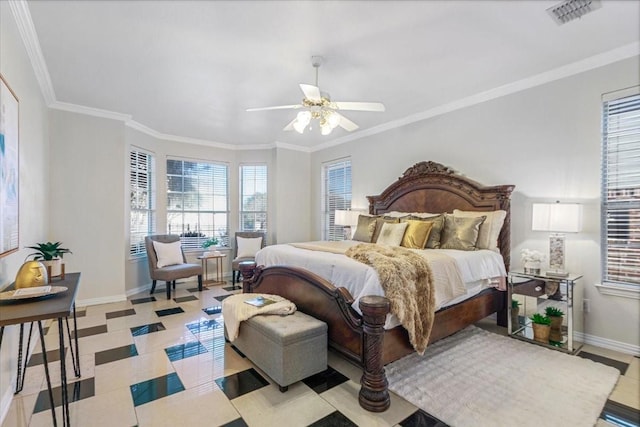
top-left (231, 231), bottom-right (266, 289)
top-left (145, 235), bottom-right (203, 299)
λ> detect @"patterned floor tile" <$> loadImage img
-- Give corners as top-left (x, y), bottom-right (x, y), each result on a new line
top-left (214, 294), bottom-right (232, 302)
top-left (131, 296), bottom-right (157, 305)
top-left (214, 368), bottom-right (269, 400)
top-left (203, 305), bottom-right (222, 315)
top-left (165, 341), bottom-right (208, 362)
top-left (302, 366), bottom-right (349, 394)
top-left (174, 295), bottom-right (198, 303)
top-left (71, 324), bottom-right (108, 339)
top-left (105, 308), bottom-right (136, 319)
top-left (155, 307), bottom-right (185, 317)
top-left (130, 372), bottom-right (185, 406)
top-left (130, 322), bottom-right (166, 336)
top-left (600, 400), bottom-right (640, 426)
top-left (33, 377), bottom-right (95, 413)
top-left (308, 410), bottom-right (358, 426)
top-left (399, 409), bottom-right (449, 426)
top-left (578, 351), bottom-right (630, 375)
top-left (94, 344), bottom-right (139, 365)
top-left (28, 347), bottom-right (68, 367)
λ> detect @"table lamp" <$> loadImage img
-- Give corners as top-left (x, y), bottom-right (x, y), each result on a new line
top-left (532, 202), bottom-right (583, 277)
top-left (335, 209), bottom-right (361, 240)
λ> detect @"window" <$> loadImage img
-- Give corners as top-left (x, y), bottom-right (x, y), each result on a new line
top-left (322, 158), bottom-right (352, 241)
top-left (129, 148), bottom-right (155, 257)
top-left (601, 88), bottom-right (640, 287)
top-left (166, 158), bottom-right (229, 250)
top-left (240, 164), bottom-right (267, 232)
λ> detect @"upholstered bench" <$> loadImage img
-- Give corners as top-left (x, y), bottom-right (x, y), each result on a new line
top-left (231, 311), bottom-right (328, 392)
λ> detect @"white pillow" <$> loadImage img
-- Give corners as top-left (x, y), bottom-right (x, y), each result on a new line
top-left (375, 222), bottom-right (409, 246)
top-left (453, 209), bottom-right (507, 251)
top-left (237, 236), bottom-right (263, 258)
top-left (152, 240), bottom-right (184, 268)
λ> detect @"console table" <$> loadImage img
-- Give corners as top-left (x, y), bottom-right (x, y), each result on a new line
top-left (0, 272), bottom-right (82, 427)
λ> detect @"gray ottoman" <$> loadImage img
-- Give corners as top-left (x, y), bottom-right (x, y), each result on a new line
top-left (231, 311), bottom-right (328, 392)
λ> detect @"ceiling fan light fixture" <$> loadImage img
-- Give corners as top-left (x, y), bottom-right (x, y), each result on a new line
top-left (326, 112), bottom-right (340, 129)
top-left (292, 120), bottom-right (307, 134)
top-left (296, 110), bottom-right (312, 125)
top-left (320, 123), bottom-right (333, 136)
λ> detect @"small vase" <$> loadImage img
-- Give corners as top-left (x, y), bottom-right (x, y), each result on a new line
top-left (532, 323), bottom-right (550, 344)
top-left (524, 261), bottom-right (541, 275)
top-left (549, 316), bottom-right (564, 342)
top-left (511, 306), bottom-right (520, 330)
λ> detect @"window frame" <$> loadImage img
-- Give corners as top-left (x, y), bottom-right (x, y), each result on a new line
top-left (166, 157), bottom-right (230, 250)
top-left (129, 147), bottom-right (156, 259)
top-left (239, 163), bottom-right (268, 233)
top-left (321, 158), bottom-right (352, 241)
top-left (601, 86), bottom-right (640, 289)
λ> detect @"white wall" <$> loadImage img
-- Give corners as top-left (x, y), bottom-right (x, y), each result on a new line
top-left (49, 110), bottom-right (127, 304)
top-left (311, 57), bottom-right (640, 351)
top-left (273, 147), bottom-right (311, 244)
top-left (0, 1), bottom-right (50, 418)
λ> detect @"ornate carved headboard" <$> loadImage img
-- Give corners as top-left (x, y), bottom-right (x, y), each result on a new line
top-left (367, 161), bottom-right (515, 269)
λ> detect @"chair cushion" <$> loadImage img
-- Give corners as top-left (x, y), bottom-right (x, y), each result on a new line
top-left (153, 241), bottom-right (184, 268)
top-left (232, 256), bottom-right (255, 270)
top-left (153, 263), bottom-right (202, 281)
top-left (237, 236), bottom-right (263, 258)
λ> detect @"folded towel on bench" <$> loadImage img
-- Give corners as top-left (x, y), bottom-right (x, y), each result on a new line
top-left (222, 293), bottom-right (297, 341)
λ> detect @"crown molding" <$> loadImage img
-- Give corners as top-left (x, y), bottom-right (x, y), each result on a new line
top-left (312, 42), bottom-right (640, 153)
top-left (8, 0), bottom-right (56, 105)
top-left (11, 1), bottom-right (638, 153)
top-left (50, 101), bottom-right (132, 122)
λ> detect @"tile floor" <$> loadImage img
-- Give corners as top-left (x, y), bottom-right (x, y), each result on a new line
top-left (2, 281), bottom-right (639, 427)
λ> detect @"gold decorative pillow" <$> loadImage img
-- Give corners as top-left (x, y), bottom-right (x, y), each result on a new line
top-left (405, 214), bottom-right (445, 249)
top-left (376, 222), bottom-right (409, 246)
top-left (352, 215), bottom-right (377, 242)
top-left (401, 220), bottom-right (434, 249)
top-left (372, 216), bottom-right (401, 243)
top-left (440, 214), bottom-right (486, 250)
top-left (453, 209), bottom-right (506, 251)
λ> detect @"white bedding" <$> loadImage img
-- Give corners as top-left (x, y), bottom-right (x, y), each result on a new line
top-left (255, 241), bottom-right (506, 329)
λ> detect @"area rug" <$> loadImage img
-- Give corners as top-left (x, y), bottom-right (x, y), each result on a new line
top-left (386, 326), bottom-right (620, 427)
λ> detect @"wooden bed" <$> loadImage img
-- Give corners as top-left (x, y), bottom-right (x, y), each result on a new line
top-left (240, 161), bottom-right (515, 412)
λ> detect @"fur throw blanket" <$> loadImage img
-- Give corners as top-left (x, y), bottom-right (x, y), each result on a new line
top-left (222, 293), bottom-right (297, 341)
top-left (345, 243), bottom-right (435, 354)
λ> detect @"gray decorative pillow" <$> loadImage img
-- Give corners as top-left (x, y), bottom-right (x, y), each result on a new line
top-left (440, 214), bottom-right (486, 250)
top-left (352, 215), bottom-right (378, 242)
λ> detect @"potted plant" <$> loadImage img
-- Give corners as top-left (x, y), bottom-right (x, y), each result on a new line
top-left (529, 313), bottom-right (551, 344)
top-left (511, 299), bottom-right (521, 330)
top-left (202, 237), bottom-right (219, 256)
top-left (545, 306), bottom-right (565, 342)
top-left (26, 241), bottom-right (72, 277)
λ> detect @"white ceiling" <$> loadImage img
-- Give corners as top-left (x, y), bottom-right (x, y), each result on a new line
top-left (25, 0), bottom-right (640, 149)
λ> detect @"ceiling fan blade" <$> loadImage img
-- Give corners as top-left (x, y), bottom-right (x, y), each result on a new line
top-left (300, 84), bottom-right (322, 102)
top-left (333, 101), bottom-right (386, 112)
top-left (334, 112), bottom-right (359, 132)
top-left (283, 117), bottom-right (297, 131)
top-left (246, 104), bottom-right (302, 112)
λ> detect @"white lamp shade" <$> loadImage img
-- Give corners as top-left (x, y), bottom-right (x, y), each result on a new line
top-left (335, 210), bottom-right (361, 226)
top-left (532, 203), bottom-right (583, 233)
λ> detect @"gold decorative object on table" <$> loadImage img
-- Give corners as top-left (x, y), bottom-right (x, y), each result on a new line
top-left (14, 260), bottom-right (49, 288)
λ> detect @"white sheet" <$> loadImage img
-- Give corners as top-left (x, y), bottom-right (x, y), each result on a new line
top-left (255, 242), bottom-right (506, 329)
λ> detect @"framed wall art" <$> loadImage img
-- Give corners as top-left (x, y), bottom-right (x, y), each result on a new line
top-left (0, 74), bottom-right (19, 258)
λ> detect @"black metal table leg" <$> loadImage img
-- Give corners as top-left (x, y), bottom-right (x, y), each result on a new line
top-left (37, 321), bottom-right (57, 427)
top-left (16, 322), bottom-right (34, 393)
top-left (58, 317), bottom-right (70, 426)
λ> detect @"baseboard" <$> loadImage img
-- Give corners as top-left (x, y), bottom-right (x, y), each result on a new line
top-left (75, 294), bottom-right (127, 308)
top-left (575, 331), bottom-right (640, 356)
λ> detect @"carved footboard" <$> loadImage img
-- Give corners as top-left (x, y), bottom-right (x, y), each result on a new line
top-left (240, 262), bottom-right (392, 412)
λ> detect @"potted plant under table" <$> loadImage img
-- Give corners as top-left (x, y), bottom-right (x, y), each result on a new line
top-left (529, 313), bottom-right (551, 344)
top-left (545, 306), bottom-right (565, 343)
top-left (511, 299), bottom-right (521, 330)
top-left (26, 241), bottom-right (72, 278)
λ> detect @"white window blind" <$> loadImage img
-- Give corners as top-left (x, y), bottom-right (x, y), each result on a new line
top-left (322, 158), bottom-right (352, 241)
top-left (166, 158), bottom-right (229, 249)
top-left (240, 164), bottom-right (267, 232)
top-left (130, 148), bottom-right (155, 257)
top-left (602, 89), bottom-right (640, 286)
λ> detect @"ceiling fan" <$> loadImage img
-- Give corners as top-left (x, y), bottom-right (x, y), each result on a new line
top-left (246, 56), bottom-right (385, 135)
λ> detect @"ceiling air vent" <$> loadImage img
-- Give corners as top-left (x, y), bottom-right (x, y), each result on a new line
top-left (547, 0), bottom-right (602, 25)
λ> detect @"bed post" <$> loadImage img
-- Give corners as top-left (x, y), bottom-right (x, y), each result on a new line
top-left (358, 296), bottom-right (391, 412)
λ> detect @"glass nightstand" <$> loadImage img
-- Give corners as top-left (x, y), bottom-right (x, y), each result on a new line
top-left (508, 270), bottom-right (583, 354)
